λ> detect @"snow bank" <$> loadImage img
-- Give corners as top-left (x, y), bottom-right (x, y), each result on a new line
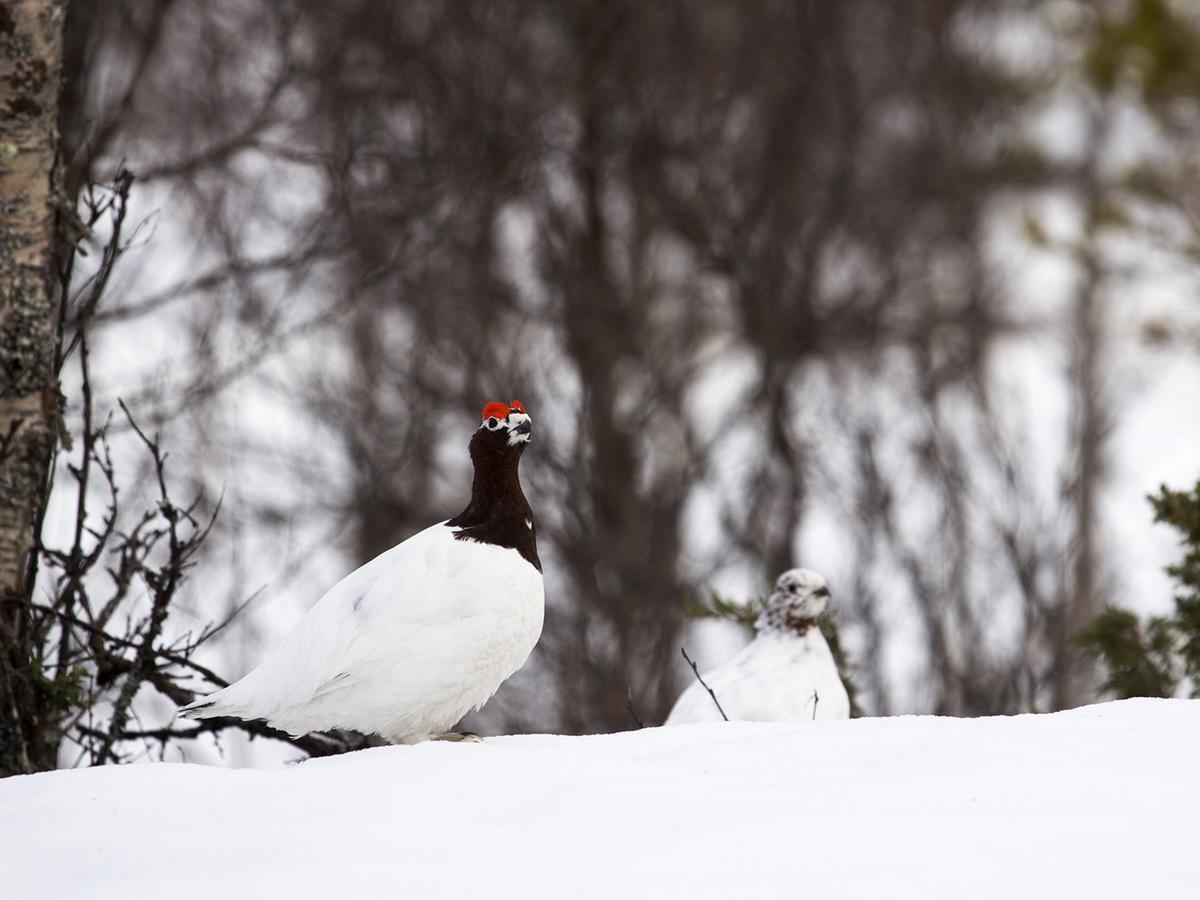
top-left (2, 699), bottom-right (1197, 898)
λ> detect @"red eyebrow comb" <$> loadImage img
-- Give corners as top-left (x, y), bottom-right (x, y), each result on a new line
top-left (509, 400), bottom-right (527, 415)
top-left (481, 402), bottom-right (510, 420)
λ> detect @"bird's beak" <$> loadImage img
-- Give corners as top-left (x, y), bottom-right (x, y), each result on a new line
top-left (506, 413), bottom-right (533, 445)
top-left (815, 587), bottom-right (831, 599)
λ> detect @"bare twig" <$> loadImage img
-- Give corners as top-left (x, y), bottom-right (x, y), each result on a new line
top-left (79, 719), bottom-right (381, 760)
top-left (61, 169), bottom-right (134, 362)
top-left (680, 646), bottom-right (728, 722)
top-left (188, 583), bottom-right (263, 651)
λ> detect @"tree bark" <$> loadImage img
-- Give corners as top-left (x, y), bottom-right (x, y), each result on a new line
top-left (0, 0), bottom-right (66, 777)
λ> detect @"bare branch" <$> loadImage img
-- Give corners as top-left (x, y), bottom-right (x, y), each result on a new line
top-left (680, 647), bottom-right (728, 723)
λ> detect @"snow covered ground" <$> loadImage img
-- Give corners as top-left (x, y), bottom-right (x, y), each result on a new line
top-left (3, 699), bottom-right (1197, 898)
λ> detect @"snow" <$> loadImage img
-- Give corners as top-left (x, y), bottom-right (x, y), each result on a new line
top-left (2, 699), bottom-right (1197, 898)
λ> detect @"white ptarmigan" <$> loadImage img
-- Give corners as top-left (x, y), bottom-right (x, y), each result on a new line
top-left (665, 569), bottom-right (851, 724)
top-left (179, 400), bottom-right (544, 744)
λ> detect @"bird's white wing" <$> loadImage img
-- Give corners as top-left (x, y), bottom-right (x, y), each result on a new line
top-left (183, 521), bottom-right (543, 737)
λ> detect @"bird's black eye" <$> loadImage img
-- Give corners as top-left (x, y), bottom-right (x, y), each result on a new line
top-left (487, 417), bottom-right (498, 428)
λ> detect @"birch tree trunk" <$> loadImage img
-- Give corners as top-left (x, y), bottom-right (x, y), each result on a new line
top-left (0, 0), bottom-right (66, 777)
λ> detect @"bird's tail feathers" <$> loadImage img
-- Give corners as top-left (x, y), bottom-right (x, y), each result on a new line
top-left (178, 692), bottom-right (227, 720)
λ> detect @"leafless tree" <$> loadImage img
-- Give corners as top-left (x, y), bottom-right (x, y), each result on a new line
top-left (2, 155), bottom-right (380, 776)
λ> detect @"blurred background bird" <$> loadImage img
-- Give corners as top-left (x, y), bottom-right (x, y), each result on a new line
top-left (666, 569), bottom-right (851, 725)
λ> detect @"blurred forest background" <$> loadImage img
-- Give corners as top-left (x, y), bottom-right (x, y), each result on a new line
top-left (4, 0), bottom-right (1200, 770)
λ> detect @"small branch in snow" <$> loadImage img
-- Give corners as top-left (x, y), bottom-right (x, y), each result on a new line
top-left (811, 690), bottom-right (820, 720)
top-left (681, 647), bottom-right (728, 722)
top-left (79, 718), bottom-right (382, 759)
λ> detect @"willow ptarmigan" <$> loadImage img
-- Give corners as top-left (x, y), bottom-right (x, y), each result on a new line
top-left (180, 401), bottom-right (543, 744)
top-left (665, 568), bottom-right (851, 724)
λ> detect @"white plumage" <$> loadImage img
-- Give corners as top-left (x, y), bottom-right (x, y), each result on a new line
top-left (666, 569), bottom-right (850, 725)
top-left (180, 402), bottom-right (544, 744)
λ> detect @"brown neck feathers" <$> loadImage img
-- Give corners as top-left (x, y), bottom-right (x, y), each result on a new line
top-left (446, 429), bottom-right (541, 572)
